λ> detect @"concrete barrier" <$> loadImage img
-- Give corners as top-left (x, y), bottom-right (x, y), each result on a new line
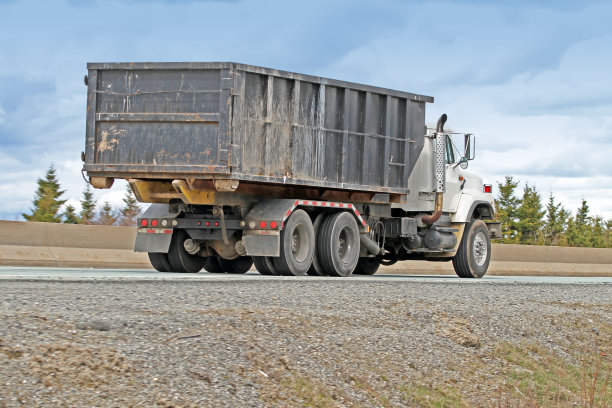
top-left (1, 220), bottom-right (611, 275)
top-left (0, 221), bottom-right (149, 269)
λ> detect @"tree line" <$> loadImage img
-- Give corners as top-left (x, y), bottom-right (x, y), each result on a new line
top-left (20, 167), bottom-right (612, 247)
top-left (22, 165), bottom-right (141, 226)
top-left (495, 176), bottom-right (611, 248)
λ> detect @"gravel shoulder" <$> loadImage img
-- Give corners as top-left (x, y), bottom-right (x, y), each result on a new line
top-left (0, 278), bottom-right (610, 407)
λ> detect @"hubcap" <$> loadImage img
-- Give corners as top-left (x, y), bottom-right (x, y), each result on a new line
top-left (291, 224), bottom-right (309, 263)
top-left (337, 227), bottom-right (353, 261)
top-left (472, 231), bottom-right (487, 267)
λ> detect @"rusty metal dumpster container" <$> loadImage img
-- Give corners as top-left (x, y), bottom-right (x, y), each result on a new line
top-left (83, 62), bottom-right (433, 196)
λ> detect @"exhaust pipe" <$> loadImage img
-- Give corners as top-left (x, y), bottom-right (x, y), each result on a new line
top-left (423, 114), bottom-right (447, 225)
top-left (422, 193), bottom-right (443, 225)
top-left (360, 234), bottom-right (383, 256)
top-left (436, 113), bottom-right (447, 133)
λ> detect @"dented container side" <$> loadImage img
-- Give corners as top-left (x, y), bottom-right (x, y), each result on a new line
top-left (230, 66), bottom-right (428, 193)
top-left (84, 64), bottom-right (233, 175)
top-left (84, 62), bottom-right (432, 195)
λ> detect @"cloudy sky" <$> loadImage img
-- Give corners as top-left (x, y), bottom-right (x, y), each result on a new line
top-left (1, 0), bottom-right (610, 220)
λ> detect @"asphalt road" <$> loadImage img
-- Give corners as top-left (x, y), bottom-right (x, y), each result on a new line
top-left (1, 266), bottom-right (611, 284)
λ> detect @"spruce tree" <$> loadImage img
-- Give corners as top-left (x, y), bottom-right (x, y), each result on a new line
top-left (495, 176), bottom-right (520, 243)
top-left (571, 199), bottom-right (591, 247)
top-left (543, 193), bottom-right (567, 246)
top-left (96, 201), bottom-right (118, 226)
top-left (23, 165), bottom-right (66, 223)
top-left (62, 204), bottom-right (80, 224)
top-left (590, 216), bottom-right (606, 248)
top-left (80, 184), bottom-right (96, 224)
top-left (565, 216), bottom-right (578, 247)
top-left (516, 184), bottom-right (544, 245)
top-left (118, 186), bottom-right (141, 226)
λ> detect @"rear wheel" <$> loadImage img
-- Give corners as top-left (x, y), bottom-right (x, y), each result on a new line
top-left (253, 256), bottom-right (281, 275)
top-left (307, 213), bottom-right (326, 276)
top-left (218, 257), bottom-right (253, 274)
top-left (353, 257), bottom-right (380, 275)
top-left (452, 219), bottom-right (490, 278)
top-left (167, 230), bottom-right (205, 273)
top-left (148, 252), bottom-right (173, 272)
top-left (273, 210), bottom-right (314, 276)
top-left (204, 256), bottom-right (225, 273)
top-left (318, 212), bottom-right (360, 277)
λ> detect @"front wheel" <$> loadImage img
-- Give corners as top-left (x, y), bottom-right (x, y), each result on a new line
top-left (452, 219), bottom-right (491, 278)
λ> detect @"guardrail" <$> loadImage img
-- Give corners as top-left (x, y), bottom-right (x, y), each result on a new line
top-left (1, 220), bottom-right (611, 276)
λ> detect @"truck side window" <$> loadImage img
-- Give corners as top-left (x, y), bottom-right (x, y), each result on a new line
top-left (445, 135), bottom-right (455, 164)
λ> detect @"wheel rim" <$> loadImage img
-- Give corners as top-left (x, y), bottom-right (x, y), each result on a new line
top-left (291, 224), bottom-right (309, 263)
top-left (337, 226), bottom-right (354, 262)
top-left (473, 231), bottom-right (488, 267)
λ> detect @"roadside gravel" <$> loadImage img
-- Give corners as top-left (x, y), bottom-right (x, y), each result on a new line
top-left (0, 278), bottom-right (610, 407)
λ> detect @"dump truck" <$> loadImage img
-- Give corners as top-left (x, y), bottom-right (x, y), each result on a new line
top-left (82, 62), bottom-right (500, 277)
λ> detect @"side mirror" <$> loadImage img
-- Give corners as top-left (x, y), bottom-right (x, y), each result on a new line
top-left (464, 134), bottom-right (475, 160)
top-left (454, 156), bottom-right (469, 169)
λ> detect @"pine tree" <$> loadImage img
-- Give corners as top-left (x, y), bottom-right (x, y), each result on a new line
top-left (495, 176), bottom-right (520, 243)
top-left (605, 219), bottom-right (612, 248)
top-left (96, 201), bottom-right (118, 226)
top-left (590, 216), bottom-right (606, 248)
top-left (516, 184), bottom-right (544, 245)
top-left (118, 186), bottom-right (141, 226)
top-left (80, 184), bottom-right (96, 224)
top-left (62, 204), bottom-right (80, 224)
top-left (543, 193), bottom-right (568, 246)
top-left (23, 165), bottom-right (66, 223)
top-left (569, 199), bottom-right (591, 247)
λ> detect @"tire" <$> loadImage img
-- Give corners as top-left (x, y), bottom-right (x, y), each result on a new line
top-left (253, 256), bottom-right (281, 275)
top-left (204, 256), bottom-right (225, 273)
top-left (452, 219), bottom-right (491, 278)
top-left (318, 212), bottom-right (360, 277)
top-left (167, 230), bottom-right (205, 273)
top-left (307, 213), bottom-right (326, 276)
top-left (218, 257), bottom-right (253, 274)
top-left (148, 252), bottom-right (173, 272)
top-left (272, 209), bottom-right (314, 276)
top-left (353, 257), bottom-right (380, 275)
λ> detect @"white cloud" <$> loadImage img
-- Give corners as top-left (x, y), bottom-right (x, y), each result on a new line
top-left (0, 0), bottom-right (611, 222)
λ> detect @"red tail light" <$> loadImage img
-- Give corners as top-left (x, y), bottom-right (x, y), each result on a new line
top-left (260, 221), bottom-right (267, 229)
top-left (151, 219), bottom-right (158, 227)
top-left (484, 184), bottom-right (492, 193)
top-left (140, 219), bottom-right (148, 227)
top-left (270, 221), bottom-right (277, 229)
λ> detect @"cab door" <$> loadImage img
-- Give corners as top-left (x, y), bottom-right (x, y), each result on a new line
top-left (443, 135), bottom-right (463, 212)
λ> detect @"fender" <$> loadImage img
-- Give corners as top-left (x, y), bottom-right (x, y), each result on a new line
top-left (452, 195), bottom-right (494, 223)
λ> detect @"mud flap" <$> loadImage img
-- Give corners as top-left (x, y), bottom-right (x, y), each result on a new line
top-left (134, 203), bottom-right (177, 253)
top-left (134, 231), bottom-right (173, 253)
top-left (242, 234), bottom-right (280, 257)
